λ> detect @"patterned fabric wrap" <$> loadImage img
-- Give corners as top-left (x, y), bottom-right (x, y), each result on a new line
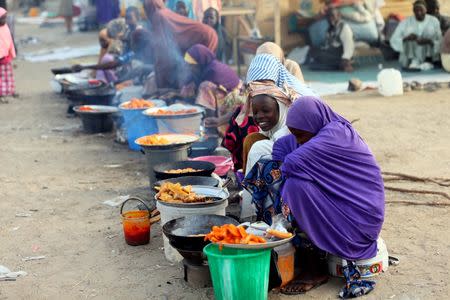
top-left (242, 156), bottom-right (289, 225)
top-left (339, 260), bottom-right (376, 299)
top-left (0, 62), bottom-right (15, 96)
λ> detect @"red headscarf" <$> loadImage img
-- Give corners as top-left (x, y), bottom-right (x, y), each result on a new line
top-left (144, 0), bottom-right (218, 88)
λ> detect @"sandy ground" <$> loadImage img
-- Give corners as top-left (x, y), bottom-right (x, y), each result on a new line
top-left (1, 18), bottom-right (450, 300)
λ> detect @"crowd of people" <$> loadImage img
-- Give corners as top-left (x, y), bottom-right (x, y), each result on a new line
top-left (291, 0), bottom-right (450, 72)
top-left (50, 0), bottom-right (390, 296)
top-left (8, 0), bottom-right (449, 296)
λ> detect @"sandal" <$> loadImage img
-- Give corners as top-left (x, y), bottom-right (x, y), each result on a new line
top-left (280, 275), bottom-right (329, 295)
top-left (410, 81), bottom-right (424, 91)
top-left (388, 256), bottom-right (400, 266)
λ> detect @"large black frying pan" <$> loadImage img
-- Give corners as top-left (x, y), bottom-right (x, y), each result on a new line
top-left (153, 160), bottom-right (216, 180)
top-left (162, 214), bottom-right (239, 263)
top-left (154, 176), bottom-right (219, 188)
top-left (51, 67), bottom-right (73, 75)
top-left (65, 86), bottom-right (116, 105)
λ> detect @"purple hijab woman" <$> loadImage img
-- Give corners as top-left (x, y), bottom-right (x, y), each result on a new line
top-left (273, 97), bottom-right (385, 261)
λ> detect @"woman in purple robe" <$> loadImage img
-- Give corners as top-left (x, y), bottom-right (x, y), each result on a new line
top-left (273, 96), bottom-right (384, 296)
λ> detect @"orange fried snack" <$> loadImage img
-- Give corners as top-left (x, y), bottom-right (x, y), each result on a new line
top-left (164, 168), bottom-right (202, 174)
top-left (79, 106), bottom-right (94, 111)
top-left (266, 229), bottom-right (293, 239)
top-left (122, 98), bottom-right (155, 109)
top-left (146, 108), bottom-right (198, 115)
top-left (139, 135), bottom-right (170, 145)
top-left (204, 224), bottom-right (266, 245)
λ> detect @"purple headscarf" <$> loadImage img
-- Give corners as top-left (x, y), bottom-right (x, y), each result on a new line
top-left (274, 97), bottom-right (385, 260)
top-left (186, 44), bottom-right (240, 92)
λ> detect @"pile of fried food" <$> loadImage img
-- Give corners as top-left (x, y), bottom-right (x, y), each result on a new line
top-left (138, 135), bottom-right (170, 146)
top-left (164, 167), bottom-right (202, 174)
top-left (146, 108), bottom-right (198, 115)
top-left (156, 182), bottom-right (210, 204)
top-left (204, 224), bottom-right (267, 244)
top-left (78, 106), bottom-right (94, 112)
top-left (122, 98), bottom-right (155, 109)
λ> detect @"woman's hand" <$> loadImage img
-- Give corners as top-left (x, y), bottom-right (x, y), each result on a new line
top-left (404, 34), bottom-right (418, 41)
top-left (204, 117), bottom-right (220, 128)
top-left (72, 64), bottom-right (84, 72)
top-left (417, 38), bottom-right (432, 45)
top-left (180, 82), bottom-right (196, 98)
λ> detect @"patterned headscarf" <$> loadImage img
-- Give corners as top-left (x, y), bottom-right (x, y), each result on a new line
top-left (246, 80), bottom-right (299, 138)
top-left (246, 54), bottom-right (317, 97)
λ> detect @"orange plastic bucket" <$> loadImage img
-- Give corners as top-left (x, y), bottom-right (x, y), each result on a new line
top-left (120, 198), bottom-right (151, 246)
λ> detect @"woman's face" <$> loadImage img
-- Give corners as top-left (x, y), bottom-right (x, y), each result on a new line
top-left (251, 95), bottom-right (279, 132)
top-left (414, 5), bottom-right (427, 21)
top-left (288, 127), bottom-right (315, 145)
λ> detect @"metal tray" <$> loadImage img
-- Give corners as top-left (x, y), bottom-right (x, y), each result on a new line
top-left (155, 185), bottom-right (229, 208)
top-left (214, 235), bottom-right (294, 250)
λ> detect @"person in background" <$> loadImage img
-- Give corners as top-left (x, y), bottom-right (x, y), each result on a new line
top-left (124, 7), bottom-right (144, 51)
top-left (95, 40), bottom-right (123, 84)
top-left (203, 7), bottom-right (231, 63)
top-left (425, 0), bottom-right (449, 34)
top-left (59, 0), bottom-right (73, 33)
top-left (175, 1), bottom-right (189, 17)
top-left (441, 29), bottom-right (450, 72)
top-left (182, 44), bottom-right (257, 170)
top-left (96, 0), bottom-right (120, 27)
top-left (0, 8), bottom-right (16, 103)
top-left (273, 97), bottom-right (384, 296)
top-left (143, 0), bottom-right (218, 90)
top-left (309, 8), bottom-right (355, 72)
top-left (390, 0), bottom-right (442, 70)
top-left (166, 0), bottom-right (194, 19)
top-left (256, 42), bottom-right (306, 82)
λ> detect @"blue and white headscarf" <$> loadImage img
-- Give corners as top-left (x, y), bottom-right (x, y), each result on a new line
top-left (246, 54), bottom-right (317, 97)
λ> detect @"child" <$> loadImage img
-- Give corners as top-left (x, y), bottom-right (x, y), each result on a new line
top-left (0, 8), bottom-right (16, 103)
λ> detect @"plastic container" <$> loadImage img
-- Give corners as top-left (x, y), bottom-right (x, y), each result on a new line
top-left (328, 238), bottom-right (389, 278)
top-left (204, 244), bottom-right (271, 300)
top-left (274, 243), bottom-right (295, 287)
top-left (377, 68), bottom-right (403, 97)
top-left (119, 100), bottom-right (166, 151)
top-left (191, 156), bottom-right (233, 177)
top-left (157, 200), bottom-right (228, 263)
top-left (120, 198), bottom-right (151, 246)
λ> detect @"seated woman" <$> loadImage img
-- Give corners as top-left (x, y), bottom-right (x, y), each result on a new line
top-left (182, 44), bottom-right (258, 170)
top-left (95, 40), bottom-right (123, 83)
top-left (243, 54), bottom-right (317, 173)
top-left (309, 8), bottom-right (355, 72)
top-left (273, 97), bottom-right (384, 296)
top-left (166, 0), bottom-right (194, 19)
top-left (256, 42), bottom-right (306, 82)
top-left (390, 0), bottom-right (442, 69)
top-left (144, 0), bottom-right (218, 90)
top-left (240, 81), bottom-right (299, 221)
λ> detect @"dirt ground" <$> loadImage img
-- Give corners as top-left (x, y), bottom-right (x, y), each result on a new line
top-left (1, 17), bottom-right (449, 300)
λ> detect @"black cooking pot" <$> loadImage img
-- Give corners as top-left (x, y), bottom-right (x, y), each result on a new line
top-left (51, 67), bottom-right (73, 75)
top-left (66, 86), bottom-right (116, 105)
top-left (153, 160), bottom-right (216, 180)
top-left (154, 176), bottom-right (219, 188)
top-left (162, 214), bottom-right (239, 263)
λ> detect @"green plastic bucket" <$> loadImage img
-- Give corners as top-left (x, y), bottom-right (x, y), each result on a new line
top-left (203, 244), bottom-right (271, 300)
